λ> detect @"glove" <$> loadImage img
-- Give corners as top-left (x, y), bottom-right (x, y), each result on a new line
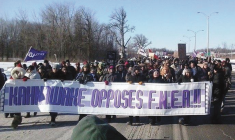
top-left (105, 81), bottom-right (109, 85)
top-left (128, 81), bottom-right (132, 84)
top-left (43, 78), bottom-right (47, 82)
top-left (138, 81), bottom-right (143, 85)
top-left (178, 82), bottom-right (181, 85)
top-left (22, 77), bottom-right (28, 82)
top-left (61, 79), bottom-right (64, 82)
top-left (83, 80), bottom-right (87, 85)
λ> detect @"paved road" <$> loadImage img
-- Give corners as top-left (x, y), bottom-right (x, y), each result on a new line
top-left (1, 75), bottom-right (235, 140)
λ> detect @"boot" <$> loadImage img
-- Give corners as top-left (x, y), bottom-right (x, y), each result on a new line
top-left (4, 113), bottom-right (9, 118)
top-left (178, 117), bottom-right (185, 125)
top-left (25, 112), bottom-right (30, 118)
top-left (10, 113), bottom-right (14, 118)
top-left (34, 112), bottom-right (37, 116)
top-left (106, 115), bottom-right (111, 123)
top-left (127, 116), bottom-right (133, 125)
top-left (11, 115), bottom-right (22, 129)
top-left (135, 116), bottom-right (140, 123)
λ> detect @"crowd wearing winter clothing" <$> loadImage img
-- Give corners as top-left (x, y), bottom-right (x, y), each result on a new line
top-left (0, 56), bottom-right (232, 129)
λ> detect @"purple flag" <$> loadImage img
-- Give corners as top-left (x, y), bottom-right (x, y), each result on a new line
top-left (192, 50), bottom-right (197, 57)
top-left (24, 47), bottom-right (47, 61)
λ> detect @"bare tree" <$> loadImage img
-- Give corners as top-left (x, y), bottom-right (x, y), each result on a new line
top-left (110, 7), bottom-right (134, 59)
top-left (132, 34), bottom-right (151, 50)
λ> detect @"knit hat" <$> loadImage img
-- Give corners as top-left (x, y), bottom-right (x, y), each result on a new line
top-left (61, 61), bottom-right (66, 65)
top-left (44, 60), bottom-right (49, 63)
top-left (109, 66), bottom-right (114, 69)
top-left (183, 69), bottom-right (191, 75)
top-left (71, 116), bottom-right (126, 140)
top-left (32, 62), bottom-right (37, 67)
top-left (66, 60), bottom-right (70, 63)
top-left (11, 66), bottom-right (26, 79)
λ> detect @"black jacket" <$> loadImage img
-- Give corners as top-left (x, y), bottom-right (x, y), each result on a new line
top-left (130, 73), bottom-right (145, 83)
top-left (212, 71), bottom-right (224, 101)
top-left (148, 76), bottom-right (164, 83)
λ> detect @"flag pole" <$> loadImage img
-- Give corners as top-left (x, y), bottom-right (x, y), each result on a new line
top-left (23, 46), bottom-right (32, 62)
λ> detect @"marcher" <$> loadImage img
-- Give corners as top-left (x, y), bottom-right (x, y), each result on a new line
top-left (24, 65), bottom-right (40, 118)
top-left (126, 66), bottom-right (145, 125)
top-left (75, 64), bottom-right (94, 121)
top-left (102, 66), bottom-right (118, 122)
top-left (211, 67), bottom-right (224, 124)
top-left (47, 64), bottom-right (61, 126)
top-left (177, 69), bottom-right (195, 125)
top-left (65, 60), bottom-right (77, 79)
top-left (10, 61), bottom-right (29, 129)
top-left (148, 70), bottom-right (163, 125)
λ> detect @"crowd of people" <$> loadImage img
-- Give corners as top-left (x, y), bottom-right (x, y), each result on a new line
top-left (0, 56), bottom-right (232, 128)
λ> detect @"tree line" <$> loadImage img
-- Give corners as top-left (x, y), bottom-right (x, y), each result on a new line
top-left (0, 3), bottom-right (149, 62)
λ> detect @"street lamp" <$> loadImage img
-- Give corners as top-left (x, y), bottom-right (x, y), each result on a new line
top-left (198, 12), bottom-right (219, 57)
top-left (187, 29), bottom-right (204, 51)
top-left (183, 35), bottom-right (194, 53)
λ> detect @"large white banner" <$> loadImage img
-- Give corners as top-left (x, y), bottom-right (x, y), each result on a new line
top-left (0, 80), bottom-right (212, 116)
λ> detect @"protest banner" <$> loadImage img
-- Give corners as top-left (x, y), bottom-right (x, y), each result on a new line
top-left (0, 80), bottom-right (212, 116)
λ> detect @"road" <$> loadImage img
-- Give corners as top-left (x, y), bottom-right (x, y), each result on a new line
top-left (0, 73), bottom-right (235, 140)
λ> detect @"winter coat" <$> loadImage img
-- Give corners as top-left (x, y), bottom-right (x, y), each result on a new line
top-left (125, 72), bottom-right (132, 82)
top-left (200, 67), bottom-right (210, 81)
top-left (0, 73), bottom-right (5, 90)
top-left (116, 71), bottom-right (127, 82)
top-left (102, 73), bottom-right (117, 82)
top-left (162, 74), bottom-right (173, 83)
top-left (25, 69), bottom-right (41, 79)
top-left (212, 72), bottom-right (224, 101)
top-left (189, 66), bottom-right (203, 82)
top-left (48, 71), bottom-right (61, 80)
top-left (75, 72), bottom-right (94, 82)
top-left (67, 66), bottom-right (77, 79)
top-left (59, 72), bottom-right (74, 80)
top-left (90, 73), bottom-right (98, 82)
top-left (223, 66), bottom-right (231, 78)
top-left (177, 75), bottom-right (195, 83)
top-left (227, 63), bottom-right (232, 72)
top-left (130, 73), bottom-right (145, 83)
top-left (148, 76), bottom-right (164, 83)
top-left (39, 71), bottom-right (49, 79)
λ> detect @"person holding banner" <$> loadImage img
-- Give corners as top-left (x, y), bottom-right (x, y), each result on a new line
top-left (24, 65), bottom-right (40, 118)
top-left (47, 64), bottom-right (61, 126)
top-left (160, 66), bottom-right (173, 83)
top-left (9, 61), bottom-right (29, 129)
top-left (75, 64), bottom-right (94, 121)
top-left (65, 60), bottom-right (77, 79)
top-left (43, 60), bottom-right (52, 73)
top-left (177, 68), bottom-right (195, 125)
top-left (102, 65), bottom-right (118, 122)
top-left (148, 70), bottom-right (164, 125)
top-left (126, 66), bottom-right (145, 125)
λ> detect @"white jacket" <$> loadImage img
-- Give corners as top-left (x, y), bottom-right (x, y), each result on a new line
top-left (25, 69), bottom-right (41, 79)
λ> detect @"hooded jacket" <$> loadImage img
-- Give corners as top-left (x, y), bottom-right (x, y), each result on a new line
top-left (71, 115), bottom-right (126, 140)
